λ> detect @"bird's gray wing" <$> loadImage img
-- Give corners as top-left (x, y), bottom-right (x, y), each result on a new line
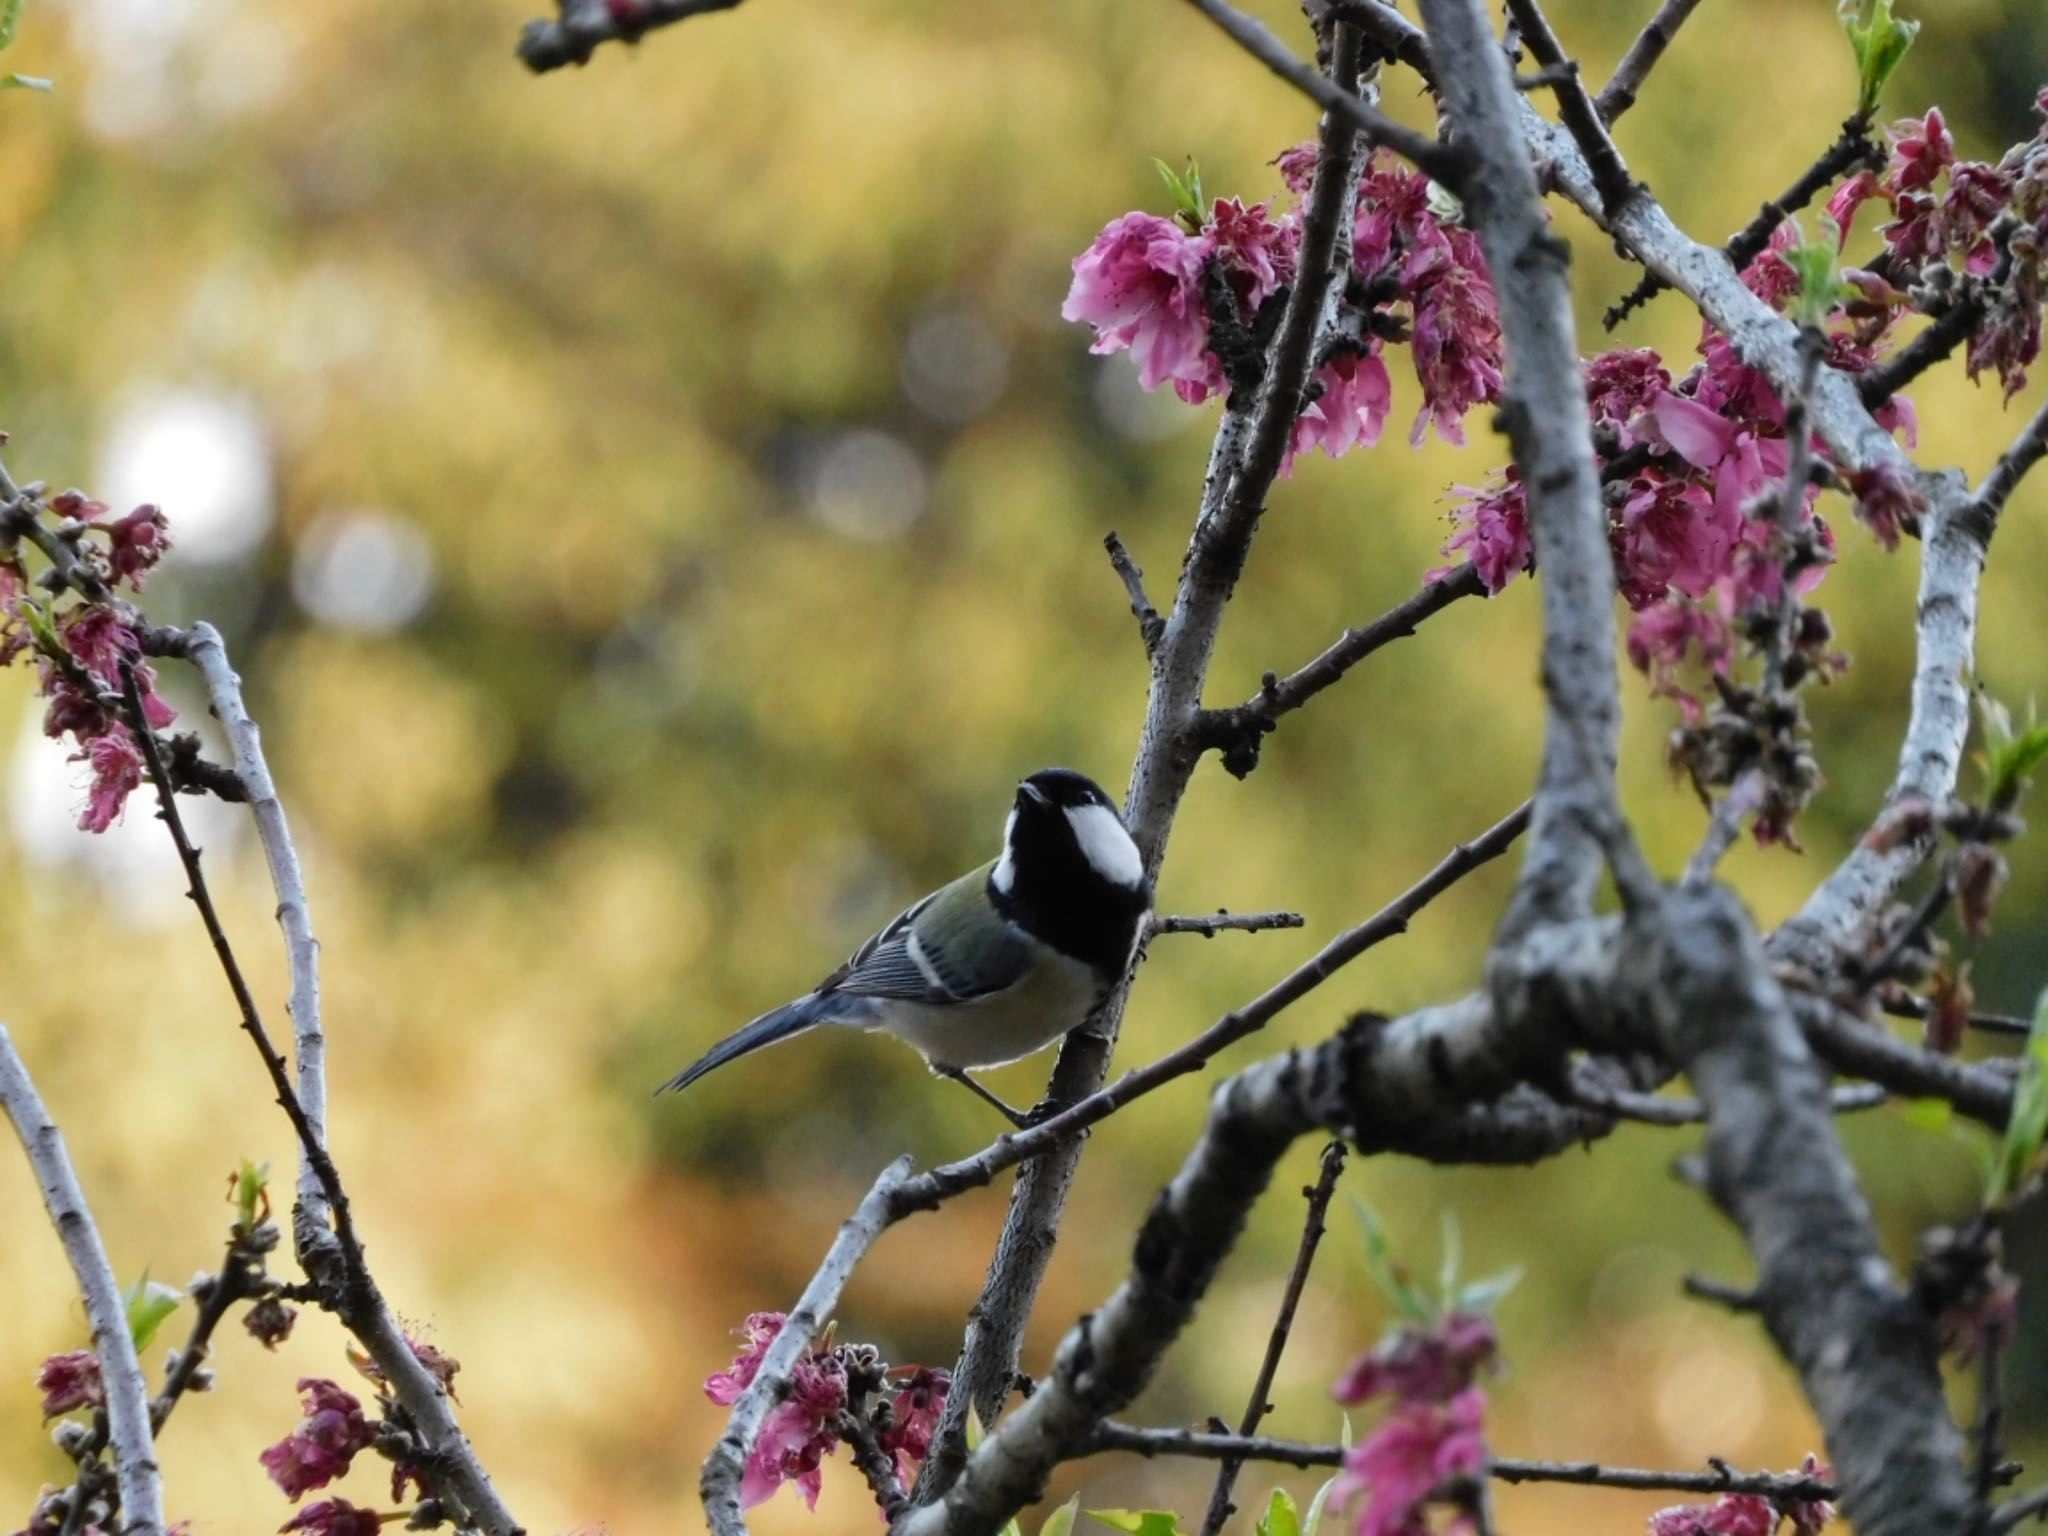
top-left (819, 861), bottom-right (1030, 1003)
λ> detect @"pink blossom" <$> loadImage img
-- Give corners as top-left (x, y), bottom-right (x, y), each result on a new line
top-left (1334, 1313), bottom-right (1497, 1407)
top-left (1334, 1389), bottom-right (1488, 1536)
top-left (738, 1353), bottom-right (847, 1510)
top-left (1205, 197), bottom-right (1295, 312)
top-left (1405, 232), bottom-right (1504, 445)
top-left (1583, 348), bottom-right (1670, 427)
top-left (1288, 349), bottom-right (1393, 466)
top-left (57, 609), bottom-right (176, 728)
top-left (278, 1500), bottom-right (384, 1536)
top-left (100, 504), bottom-right (172, 590)
top-left (40, 666), bottom-right (109, 743)
top-left (704, 1311), bottom-right (785, 1405)
top-left (35, 1351), bottom-right (102, 1417)
top-left (1442, 475), bottom-right (1530, 594)
top-left (1825, 171), bottom-right (1879, 242)
top-left (1275, 140), bottom-right (1320, 196)
top-left (258, 1379), bottom-right (377, 1500)
top-left (1616, 474), bottom-right (1743, 605)
top-left (1646, 1495), bottom-right (1777, 1536)
top-left (1787, 1456), bottom-right (1836, 1536)
top-left (77, 729), bottom-right (144, 834)
top-left (1886, 108), bottom-right (1956, 195)
top-left (1062, 212), bottom-right (1217, 400)
top-left (878, 1366), bottom-right (950, 1484)
top-left (704, 1313), bottom-right (849, 1511)
top-left (1627, 599), bottom-right (1734, 716)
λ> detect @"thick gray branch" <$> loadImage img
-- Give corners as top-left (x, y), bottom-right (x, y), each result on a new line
top-left (1421, 0), bottom-right (1624, 927)
top-left (0, 1025), bottom-right (165, 1536)
top-left (1653, 886), bottom-right (1975, 1536)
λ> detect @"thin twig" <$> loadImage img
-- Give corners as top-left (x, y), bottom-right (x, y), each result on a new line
top-left (1880, 991), bottom-right (2035, 1039)
top-left (1179, 0), bottom-right (1464, 185)
top-left (1105, 532), bottom-right (1165, 661)
top-left (1148, 910), bottom-right (1306, 939)
top-left (1994, 1484), bottom-right (2048, 1533)
top-left (1682, 1274), bottom-right (1764, 1313)
top-left (151, 1233), bottom-right (264, 1430)
top-left (1196, 563), bottom-right (1483, 769)
top-left (1977, 394), bottom-right (2048, 520)
top-left (703, 1159), bottom-right (918, 1535)
top-left (0, 1025), bottom-right (166, 1536)
top-left (840, 1408), bottom-right (912, 1524)
top-left (1090, 1422), bottom-right (1837, 1500)
top-left (1594, 0), bottom-right (1708, 122)
top-left (1327, 0), bottom-right (1434, 81)
top-left (1980, 1328), bottom-right (2008, 1503)
top-left (1681, 770), bottom-right (1765, 890)
top-left (1604, 115), bottom-right (1878, 329)
top-left (516, 0), bottom-right (745, 72)
top-left (1198, 1141), bottom-right (1346, 1536)
top-left (123, 655), bottom-right (523, 1536)
top-left (1568, 1065), bottom-right (1886, 1127)
top-left (1795, 996), bottom-right (2013, 1130)
top-left (1503, 0), bottom-right (1634, 213)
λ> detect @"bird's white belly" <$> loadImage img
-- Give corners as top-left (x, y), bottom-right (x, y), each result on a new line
top-left (873, 951), bottom-right (1105, 1070)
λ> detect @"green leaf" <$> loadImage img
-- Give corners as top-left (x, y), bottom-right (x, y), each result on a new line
top-left (1302, 1468), bottom-right (1343, 1536)
top-left (231, 1158), bottom-right (270, 1231)
top-left (1349, 1196), bottom-right (1436, 1325)
top-left (1040, 1497), bottom-right (1083, 1536)
top-left (1989, 988), bottom-right (2048, 1207)
top-left (0, 0), bottom-right (24, 54)
top-left (0, 71), bottom-right (46, 90)
top-left (1084, 1512), bottom-right (1185, 1536)
top-left (1437, 1209), bottom-right (1462, 1303)
top-left (1452, 1263), bottom-right (1525, 1316)
top-left (1151, 157), bottom-right (1205, 231)
top-left (1255, 1488), bottom-right (1300, 1536)
top-left (1785, 217), bottom-right (1851, 326)
top-left (1976, 690), bottom-right (2048, 810)
top-left (1839, 0), bottom-right (1919, 117)
top-left (20, 597), bottom-right (57, 656)
top-left (124, 1272), bottom-right (182, 1351)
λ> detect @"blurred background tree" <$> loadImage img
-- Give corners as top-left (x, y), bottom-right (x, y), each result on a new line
top-left (0, 1), bottom-right (2045, 1531)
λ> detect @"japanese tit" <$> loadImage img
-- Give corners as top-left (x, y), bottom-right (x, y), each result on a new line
top-left (658, 768), bottom-right (1153, 1120)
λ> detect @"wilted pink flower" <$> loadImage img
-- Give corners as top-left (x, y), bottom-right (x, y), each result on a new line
top-left (878, 1366), bottom-right (950, 1484)
top-left (1062, 212), bottom-right (1217, 400)
top-left (1616, 473), bottom-right (1744, 605)
top-left (1405, 232), bottom-right (1503, 445)
top-left (705, 1312), bottom-right (850, 1511)
top-left (1646, 1495), bottom-right (1778, 1536)
top-left (704, 1312), bottom-right (786, 1406)
top-left (245, 1296), bottom-right (300, 1351)
top-left (56, 609), bottom-right (175, 729)
top-left (77, 729), bottom-right (144, 834)
top-left (1334, 1388), bottom-right (1488, 1536)
top-left (1844, 460), bottom-right (1925, 551)
top-left (1886, 108), bottom-right (1956, 195)
top-left (40, 666), bottom-right (109, 742)
top-left (1289, 349), bottom-right (1393, 466)
top-left (100, 504), bottom-right (172, 590)
top-left (1205, 197), bottom-right (1295, 312)
top-left (1334, 1313), bottom-right (1497, 1407)
top-left (278, 1500), bottom-right (384, 1536)
top-left (1442, 475), bottom-right (1530, 594)
top-left (1275, 140), bottom-right (1320, 196)
top-left (1627, 599), bottom-right (1734, 715)
top-left (1583, 347), bottom-right (1670, 427)
top-left (1786, 1455), bottom-right (1837, 1536)
top-left (356, 1332), bottom-right (461, 1400)
top-left (1826, 171), bottom-right (1880, 242)
top-left (259, 1378), bottom-right (376, 1500)
top-left (35, 1351), bottom-right (102, 1417)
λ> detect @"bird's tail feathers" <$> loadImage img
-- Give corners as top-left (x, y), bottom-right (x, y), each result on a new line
top-left (655, 994), bottom-right (858, 1096)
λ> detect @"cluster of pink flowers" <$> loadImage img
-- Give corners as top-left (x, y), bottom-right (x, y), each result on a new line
top-left (1331, 1311), bottom-right (1499, 1536)
top-left (1062, 143), bottom-right (1503, 464)
top-left (0, 489), bottom-right (178, 833)
top-left (278, 1500), bottom-right (384, 1536)
top-left (1646, 1457), bottom-right (1834, 1536)
top-left (702, 1311), bottom-right (952, 1514)
top-left (259, 1378), bottom-right (377, 1500)
top-left (704, 1311), bottom-right (851, 1511)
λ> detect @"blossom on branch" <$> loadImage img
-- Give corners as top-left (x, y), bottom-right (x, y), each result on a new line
top-left (704, 1312), bottom-right (848, 1511)
top-left (878, 1365), bottom-right (950, 1485)
top-left (259, 1378), bottom-right (377, 1500)
top-left (34, 1351), bottom-right (103, 1418)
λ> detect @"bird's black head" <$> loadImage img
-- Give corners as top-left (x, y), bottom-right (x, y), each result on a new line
top-left (990, 768), bottom-right (1151, 974)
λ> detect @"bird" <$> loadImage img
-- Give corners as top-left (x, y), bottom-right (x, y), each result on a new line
top-left (657, 767), bottom-right (1153, 1124)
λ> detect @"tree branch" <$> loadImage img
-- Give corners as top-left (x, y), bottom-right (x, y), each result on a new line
top-left (920, 19), bottom-right (1380, 1495)
top-left (1148, 910), bottom-right (1306, 939)
top-left (0, 1024), bottom-right (165, 1536)
top-left (1593, 0), bottom-right (1708, 123)
top-left (1503, 0), bottom-right (1635, 215)
top-left (1104, 532), bottom-right (1165, 662)
top-left (1197, 1139), bottom-right (1346, 1536)
top-left (516, 0), bottom-right (745, 73)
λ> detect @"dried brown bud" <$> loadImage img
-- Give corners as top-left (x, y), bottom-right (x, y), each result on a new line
top-left (1955, 843), bottom-right (2008, 938)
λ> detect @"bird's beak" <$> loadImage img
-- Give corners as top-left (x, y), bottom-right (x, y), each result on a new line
top-left (1019, 780), bottom-right (1050, 807)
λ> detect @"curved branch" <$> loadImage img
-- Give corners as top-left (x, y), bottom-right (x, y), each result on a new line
top-left (0, 1025), bottom-right (165, 1536)
top-left (516, 0), bottom-right (745, 73)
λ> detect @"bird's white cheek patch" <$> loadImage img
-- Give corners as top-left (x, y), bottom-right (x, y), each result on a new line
top-left (993, 809), bottom-right (1019, 894)
top-left (1066, 803), bottom-right (1144, 888)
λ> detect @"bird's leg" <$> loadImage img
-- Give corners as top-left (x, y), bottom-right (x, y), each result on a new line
top-left (930, 1063), bottom-right (1032, 1129)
